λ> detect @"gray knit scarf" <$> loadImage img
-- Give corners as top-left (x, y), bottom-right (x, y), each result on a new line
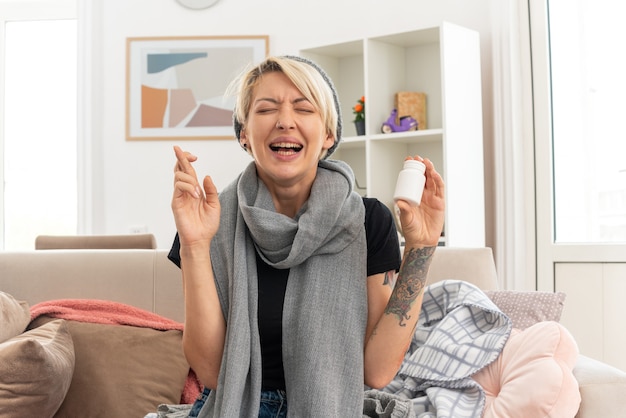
top-left (198, 159), bottom-right (367, 418)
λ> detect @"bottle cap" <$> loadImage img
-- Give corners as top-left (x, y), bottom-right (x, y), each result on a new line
top-left (403, 159), bottom-right (426, 172)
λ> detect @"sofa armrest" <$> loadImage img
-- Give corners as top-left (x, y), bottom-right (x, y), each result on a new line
top-left (574, 354), bottom-right (626, 418)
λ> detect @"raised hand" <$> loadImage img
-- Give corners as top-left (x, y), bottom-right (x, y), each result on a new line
top-left (395, 156), bottom-right (445, 248)
top-left (171, 145), bottom-right (220, 248)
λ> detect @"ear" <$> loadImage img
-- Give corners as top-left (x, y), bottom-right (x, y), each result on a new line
top-left (321, 132), bottom-right (335, 150)
top-left (239, 127), bottom-right (248, 147)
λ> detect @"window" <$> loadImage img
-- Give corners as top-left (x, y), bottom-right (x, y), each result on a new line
top-left (549, 0), bottom-right (626, 243)
top-left (529, 0), bottom-right (626, 292)
top-left (1, 10), bottom-right (77, 249)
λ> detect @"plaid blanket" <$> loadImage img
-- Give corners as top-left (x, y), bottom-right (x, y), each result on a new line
top-left (378, 280), bottom-right (512, 418)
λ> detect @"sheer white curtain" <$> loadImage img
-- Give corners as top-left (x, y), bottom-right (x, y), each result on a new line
top-left (490, 0), bottom-right (536, 290)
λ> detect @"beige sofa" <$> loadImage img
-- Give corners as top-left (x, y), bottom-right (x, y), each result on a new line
top-left (0, 247), bottom-right (624, 417)
top-left (34, 233), bottom-right (158, 250)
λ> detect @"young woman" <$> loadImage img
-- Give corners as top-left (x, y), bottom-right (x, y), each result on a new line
top-left (169, 55), bottom-right (445, 417)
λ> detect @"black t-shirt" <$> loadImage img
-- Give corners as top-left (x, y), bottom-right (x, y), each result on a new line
top-left (168, 196), bottom-right (401, 390)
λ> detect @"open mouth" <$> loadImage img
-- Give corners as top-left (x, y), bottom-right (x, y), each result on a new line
top-left (270, 142), bottom-right (303, 154)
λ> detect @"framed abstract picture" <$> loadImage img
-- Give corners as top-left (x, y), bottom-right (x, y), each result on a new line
top-left (126, 35), bottom-right (269, 140)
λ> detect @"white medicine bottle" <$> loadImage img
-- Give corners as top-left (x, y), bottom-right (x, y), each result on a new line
top-left (393, 159), bottom-right (426, 206)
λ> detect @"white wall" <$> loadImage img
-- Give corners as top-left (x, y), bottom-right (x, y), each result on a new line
top-left (84, 0), bottom-right (495, 248)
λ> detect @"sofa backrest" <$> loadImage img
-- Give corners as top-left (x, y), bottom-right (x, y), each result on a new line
top-left (0, 249), bottom-right (184, 322)
top-left (427, 246), bottom-right (500, 290)
top-left (34, 234), bottom-right (157, 250)
top-left (0, 246), bottom-right (499, 324)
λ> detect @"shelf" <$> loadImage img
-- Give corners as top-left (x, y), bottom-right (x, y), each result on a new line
top-left (340, 129), bottom-right (442, 150)
top-left (300, 40), bottom-right (363, 58)
top-left (302, 22), bottom-right (485, 247)
top-left (369, 129), bottom-right (443, 144)
top-left (371, 27), bottom-right (440, 48)
top-left (340, 136), bottom-right (367, 145)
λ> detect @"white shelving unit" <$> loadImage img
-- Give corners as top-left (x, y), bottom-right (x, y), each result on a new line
top-left (301, 22), bottom-right (485, 247)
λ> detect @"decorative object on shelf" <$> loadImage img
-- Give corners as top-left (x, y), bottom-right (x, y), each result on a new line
top-left (395, 91), bottom-right (426, 130)
top-left (352, 96), bottom-right (365, 136)
top-left (125, 35), bottom-right (268, 141)
top-left (381, 109), bottom-right (418, 133)
top-left (355, 120), bottom-right (366, 136)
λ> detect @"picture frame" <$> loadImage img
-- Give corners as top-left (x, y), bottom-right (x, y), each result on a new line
top-left (126, 35), bottom-right (269, 141)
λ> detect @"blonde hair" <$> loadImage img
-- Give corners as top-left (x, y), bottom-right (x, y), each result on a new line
top-left (231, 56), bottom-right (340, 159)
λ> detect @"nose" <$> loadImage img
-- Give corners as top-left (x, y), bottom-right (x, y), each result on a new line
top-left (276, 108), bottom-right (295, 130)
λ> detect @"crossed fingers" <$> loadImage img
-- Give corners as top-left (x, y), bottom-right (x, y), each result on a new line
top-left (173, 146), bottom-right (202, 199)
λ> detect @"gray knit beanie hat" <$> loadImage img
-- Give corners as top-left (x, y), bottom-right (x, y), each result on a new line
top-left (233, 55), bottom-right (343, 159)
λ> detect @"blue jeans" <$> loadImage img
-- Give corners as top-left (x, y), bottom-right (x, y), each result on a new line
top-left (187, 388), bottom-right (287, 418)
top-left (259, 389), bottom-right (288, 418)
top-left (188, 387), bottom-right (210, 418)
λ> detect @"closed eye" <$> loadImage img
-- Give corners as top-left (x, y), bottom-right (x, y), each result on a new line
top-left (255, 107), bottom-right (277, 114)
top-left (293, 98), bottom-right (315, 113)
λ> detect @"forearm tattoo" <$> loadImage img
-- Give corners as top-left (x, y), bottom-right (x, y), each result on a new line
top-left (382, 270), bottom-right (397, 290)
top-left (385, 246), bottom-right (435, 326)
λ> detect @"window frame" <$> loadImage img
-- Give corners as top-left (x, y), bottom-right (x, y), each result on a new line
top-left (528, 0), bottom-right (626, 292)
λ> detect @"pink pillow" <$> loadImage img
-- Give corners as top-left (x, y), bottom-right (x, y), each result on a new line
top-left (473, 321), bottom-right (581, 418)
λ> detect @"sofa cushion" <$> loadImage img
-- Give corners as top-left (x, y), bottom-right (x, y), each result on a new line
top-left (0, 290), bottom-right (30, 343)
top-left (30, 316), bottom-right (190, 418)
top-left (473, 321), bottom-right (581, 417)
top-left (0, 319), bottom-right (75, 417)
top-left (485, 290), bottom-right (566, 330)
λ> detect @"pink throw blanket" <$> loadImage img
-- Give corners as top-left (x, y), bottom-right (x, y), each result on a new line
top-left (30, 298), bottom-right (202, 404)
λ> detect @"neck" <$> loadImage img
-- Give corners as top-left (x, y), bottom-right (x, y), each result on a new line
top-left (257, 166), bottom-right (318, 218)
top-left (265, 182), bottom-right (311, 218)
